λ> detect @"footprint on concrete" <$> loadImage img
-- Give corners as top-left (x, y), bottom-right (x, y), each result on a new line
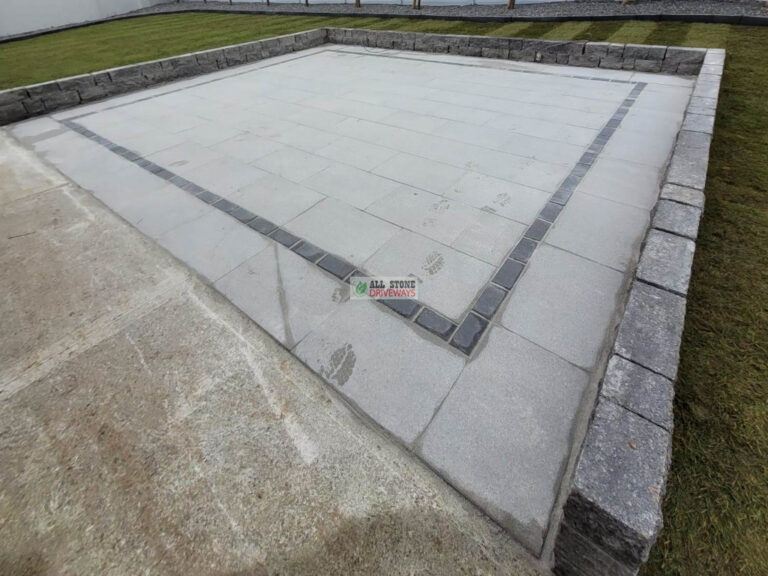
top-left (431, 199), bottom-right (450, 213)
top-left (331, 286), bottom-right (346, 303)
top-left (320, 343), bottom-right (356, 387)
top-left (494, 192), bottom-right (510, 207)
top-left (422, 251), bottom-right (444, 276)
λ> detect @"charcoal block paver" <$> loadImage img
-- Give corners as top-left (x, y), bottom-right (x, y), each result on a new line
top-left (292, 240), bottom-right (326, 263)
top-left (450, 313), bottom-right (488, 354)
top-left (473, 284), bottom-right (508, 319)
top-left (415, 308), bottom-right (456, 340)
top-left (317, 254), bottom-right (356, 280)
top-left (270, 227), bottom-right (301, 248)
top-left (492, 259), bottom-right (524, 290)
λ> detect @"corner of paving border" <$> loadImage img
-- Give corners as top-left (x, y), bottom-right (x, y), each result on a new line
top-left (551, 46), bottom-right (724, 576)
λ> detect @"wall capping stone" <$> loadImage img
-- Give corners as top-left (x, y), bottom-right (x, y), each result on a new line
top-left (553, 46), bottom-right (724, 576)
top-left (0, 28), bottom-right (707, 126)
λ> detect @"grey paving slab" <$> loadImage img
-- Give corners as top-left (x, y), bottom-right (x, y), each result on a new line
top-left (369, 187), bottom-right (478, 246)
top-left (272, 123), bottom-right (342, 153)
top-left (446, 171), bottom-right (550, 226)
top-left (372, 153), bottom-right (466, 195)
top-left (284, 198), bottom-right (399, 267)
top-left (295, 301), bottom-right (465, 445)
top-left (576, 157), bottom-right (664, 210)
top-left (419, 326), bottom-right (589, 554)
top-left (120, 183), bottom-right (213, 239)
top-left (182, 156), bottom-right (267, 196)
top-left (452, 210), bottom-right (526, 267)
top-left (304, 163), bottom-right (402, 209)
top-left (209, 132), bottom-right (286, 163)
top-left (228, 173), bottom-right (323, 226)
top-left (252, 146), bottom-right (333, 184)
top-left (157, 210), bottom-right (268, 282)
top-left (600, 126), bottom-right (677, 169)
top-left (177, 120), bottom-right (246, 147)
top-left (314, 136), bottom-right (399, 172)
top-left (545, 192), bottom-right (650, 272)
top-left (214, 244), bottom-right (345, 348)
top-left (365, 230), bottom-right (494, 322)
top-left (146, 142), bottom-right (225, 177)
top-left (369, 185), bottom-right (524, 264)
top-left (501, 245), bottom-right (625, 370)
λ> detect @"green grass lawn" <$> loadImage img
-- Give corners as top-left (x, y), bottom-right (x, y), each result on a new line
top-left (2, 14), bottom-right (767, 576)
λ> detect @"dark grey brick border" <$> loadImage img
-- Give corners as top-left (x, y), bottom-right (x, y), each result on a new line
top-left (0, 27), bottom-right (707, 126)
top-left (552, 47), bottom-right (723, 576)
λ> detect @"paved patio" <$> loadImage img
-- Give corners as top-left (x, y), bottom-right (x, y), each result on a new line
top-left (10, 45), bottom-right (694, 554)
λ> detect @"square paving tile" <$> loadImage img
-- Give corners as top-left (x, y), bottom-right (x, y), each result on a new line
top-left (157, 210), bottom-right (268, 282)
top-left (284, 197), bottom-right (399, 266)
top-left (295, 300), bottom-right (465, 445)
top-left (500, 245), bottom-right (625, 370)
top-left (215, 243), bottom-right (346, 348)
top-left (228, 173), bottom-right (323, 226)
top-left (364, 230), bottom-right (494, 322)
top-left (576, 157), bottom-right (665, 210)
top-left (545, 192), bottom-right (650, 272)
top-left (419, 326), bottom-right (589, 554)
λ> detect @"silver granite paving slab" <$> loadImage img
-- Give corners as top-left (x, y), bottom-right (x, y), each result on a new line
top-left (501, 244), bottom-right (626, 370)
top-left (284, 197), bottom-right (399, 267)
top-left (157, 210), bottom-right (268, 282)
top-left (295, 300), bottom-right (465, 445)
top-left (545, 192), bottom-right (649, 272)
top-left (364, 230), bottom-right (494, 322)
top-left (419, 326), bottom-right (589, 554)
top-left (215, 243), bottom-right (346, 348)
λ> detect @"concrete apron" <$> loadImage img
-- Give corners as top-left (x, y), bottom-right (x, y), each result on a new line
top-left (0, 130), bottom-right (540, 575)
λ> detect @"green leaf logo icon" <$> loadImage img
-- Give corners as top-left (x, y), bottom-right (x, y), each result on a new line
top-left (355, 281), bottom-right (367, 295)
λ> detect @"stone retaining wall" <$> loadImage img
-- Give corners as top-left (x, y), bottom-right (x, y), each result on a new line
top-left (552, 47), bottom-right (723, 576)
top-left (0, 27), bottom-right (706, 126)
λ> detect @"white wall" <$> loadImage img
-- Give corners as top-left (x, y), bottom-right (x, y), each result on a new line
top-left (0, 0), bottom-right (166, 38)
